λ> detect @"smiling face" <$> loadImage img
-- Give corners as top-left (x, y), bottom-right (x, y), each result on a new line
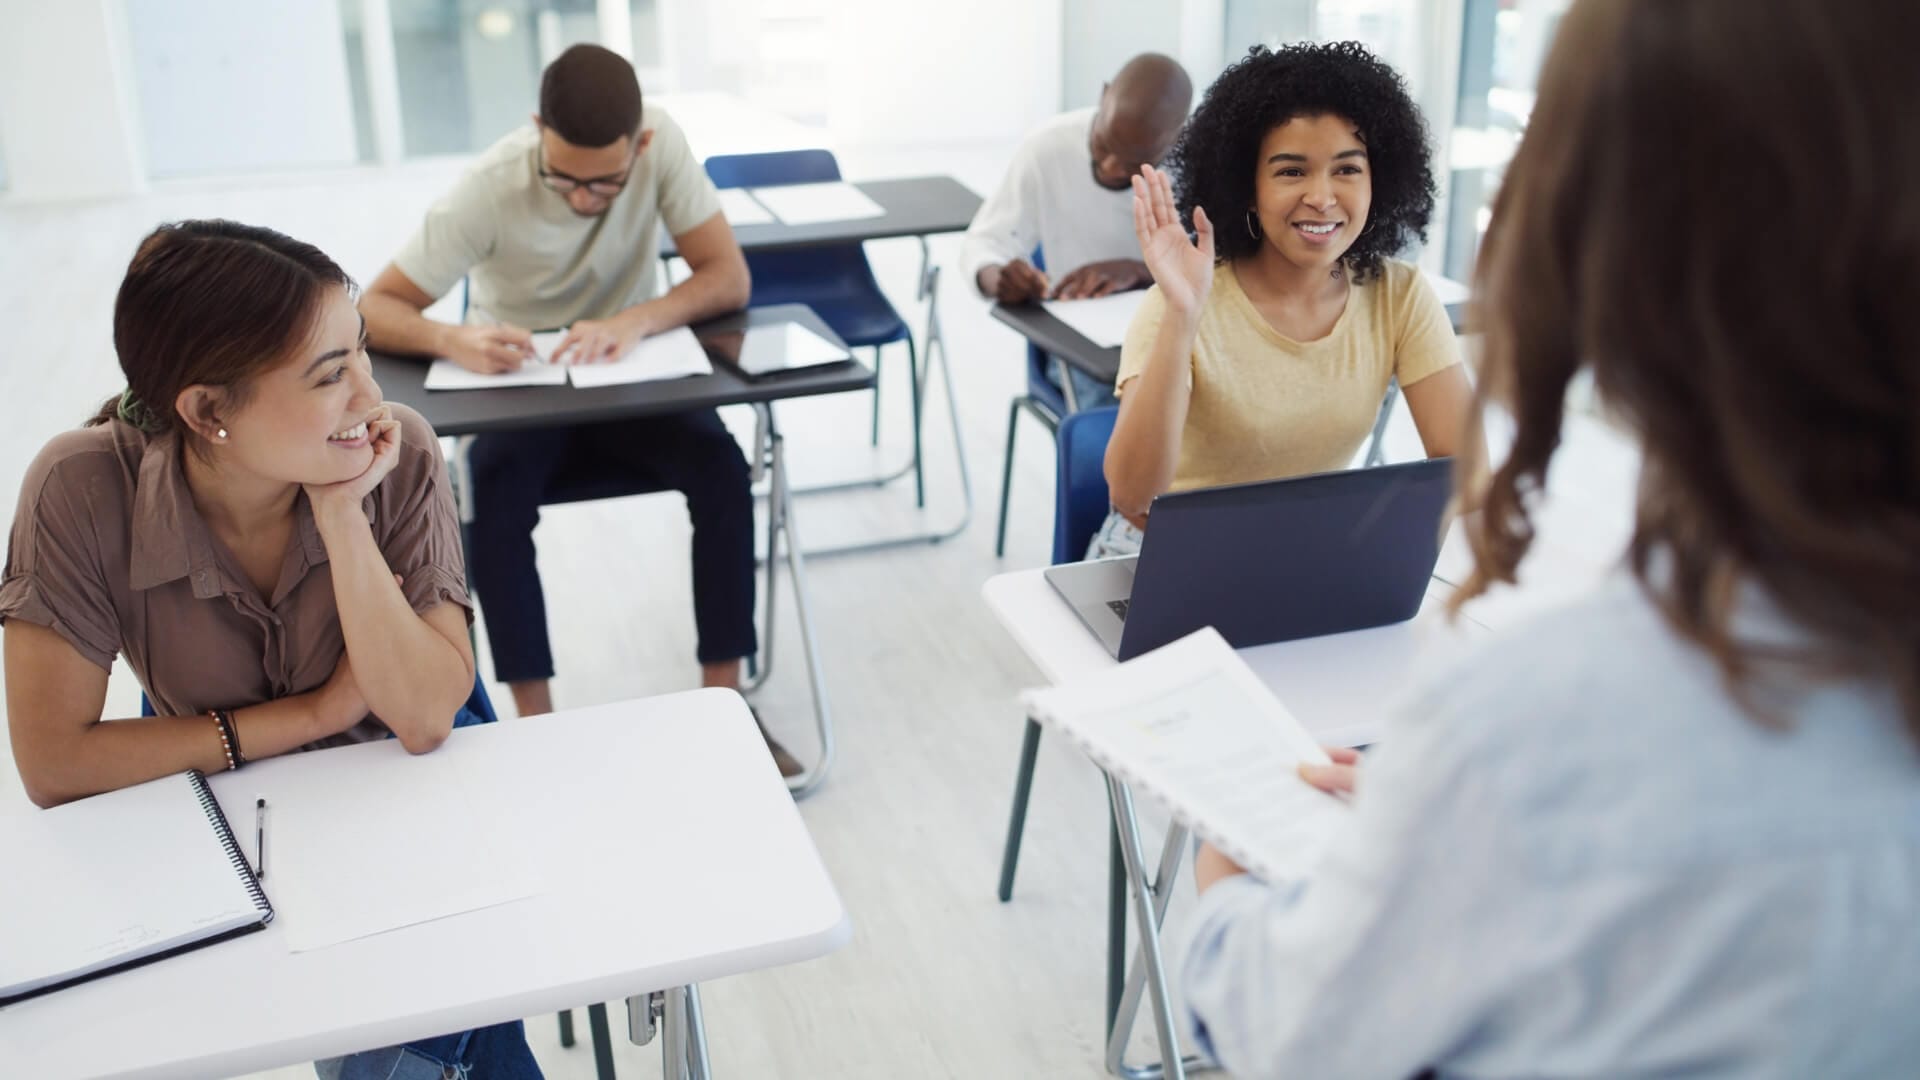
top-left (214, 286), bottom-right (384, 486)
top-left (1250, 113), bottom-right (1373, 274)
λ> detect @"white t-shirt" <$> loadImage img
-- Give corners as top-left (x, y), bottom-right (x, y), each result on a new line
top-left (959, 107), bottom-right (1142, 295)
top-left (392, 104), bottom-right (721, 330)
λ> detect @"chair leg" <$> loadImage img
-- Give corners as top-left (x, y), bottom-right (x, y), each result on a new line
top-left (994, 398), bottom-right (1023, 558)
top-left (870, 345), bottom-right (883, 447)
top-left (558, 1009), bottom-right (575, 1048)
top-left (1107, 816), bottom-right (1126, 1036)
top-left (906, 335), bottom-right (925, 508)
top-left (588, 1001), bottom-right (617, 1080)
top-left (997, 718), bottom-right (1045, 901)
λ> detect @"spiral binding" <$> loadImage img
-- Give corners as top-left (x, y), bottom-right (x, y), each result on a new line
top-left (187, 770), bottom-right (275, 924)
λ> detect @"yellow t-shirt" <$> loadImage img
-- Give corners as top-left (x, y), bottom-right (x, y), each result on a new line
top-left (1115, 258), bottom-right (1459, 493)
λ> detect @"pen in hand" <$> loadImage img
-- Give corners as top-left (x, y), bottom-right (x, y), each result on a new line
top-left (255, 797), bottom-right (268, 881)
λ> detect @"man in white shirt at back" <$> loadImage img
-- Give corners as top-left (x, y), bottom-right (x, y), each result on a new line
top-left (962, 53), bottom-right (1192, 407)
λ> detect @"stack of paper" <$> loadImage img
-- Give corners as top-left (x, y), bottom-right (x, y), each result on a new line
top-left (562, 326), bottom-right (713, 388)
top-left (421, 327), bottom-right (714, 391)
top-left (1041, 290), bottom-right (1147, 349)
top-left (749, 181), bottom-right (887, 226)
top-left (1021, 628), bottom-right (1351, 883)
top-left (716, 187), bottom-right (777, 227)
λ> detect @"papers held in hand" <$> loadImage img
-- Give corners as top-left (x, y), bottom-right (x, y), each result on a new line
top-left (1020, 627), bottom-right (1353, 884)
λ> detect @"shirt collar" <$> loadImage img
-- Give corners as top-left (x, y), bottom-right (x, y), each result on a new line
top-left (127, 431), bottom-right (337, 599)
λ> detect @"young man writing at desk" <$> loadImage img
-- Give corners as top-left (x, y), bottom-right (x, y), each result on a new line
top-left (961, 52), bottom-right (1192, 409)
top-left (360, 45), bottom-right (799, 775)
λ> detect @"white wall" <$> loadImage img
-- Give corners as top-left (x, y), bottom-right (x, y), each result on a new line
top-left (122, 0), bottom-right (359, 178)
top-left (821, 0), bottom-right (1062, 147)
top-left (0, 0), bottom-right (146, 202)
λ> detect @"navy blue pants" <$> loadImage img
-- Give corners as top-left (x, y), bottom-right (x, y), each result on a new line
top-left (465, 409), bottom-right (757, 681)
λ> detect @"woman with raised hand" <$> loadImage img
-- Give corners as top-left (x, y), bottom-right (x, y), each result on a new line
top-left (1098, 41), bottom-right (1472, 555)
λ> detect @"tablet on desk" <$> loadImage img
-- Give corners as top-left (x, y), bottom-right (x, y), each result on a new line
top-left (709, 322), bottom-right (853, 380)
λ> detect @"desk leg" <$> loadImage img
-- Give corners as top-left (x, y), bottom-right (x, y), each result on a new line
top-left (586, 1001), bottom-right (617, 1080)
top-left (753, 404), bottom-right (839, 798)
top-left (1103, 776), bottom-right (1211, 1080)
top-left (781, 249), bottom-right (976, 558)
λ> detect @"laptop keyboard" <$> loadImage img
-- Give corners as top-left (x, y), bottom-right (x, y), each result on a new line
top-left (1107, 598), bottom-right (1131, 621)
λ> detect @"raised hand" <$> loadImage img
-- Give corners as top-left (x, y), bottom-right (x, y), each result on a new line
top-left (1131, 164), bottom-right (1215, 317)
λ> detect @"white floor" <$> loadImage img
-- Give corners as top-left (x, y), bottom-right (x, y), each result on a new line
top-left (0, 140), bottom-right (1637, 1079)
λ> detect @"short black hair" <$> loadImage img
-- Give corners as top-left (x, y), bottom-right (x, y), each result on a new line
top-left (539, 44), bottom-right (642, 148)
top-left (1170, 41), bottom-right (1436, 283)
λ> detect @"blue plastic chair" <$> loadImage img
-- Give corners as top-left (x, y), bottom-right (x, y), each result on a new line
top-left (993, 249), bottom-right (1076, 557)
top-left (996, 405), bottom-right (1119, 902)
top-left (703, 149), bottom-right (923, 502)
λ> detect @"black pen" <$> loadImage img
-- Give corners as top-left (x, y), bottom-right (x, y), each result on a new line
top-left (255, 797), bottom-right (268, 881)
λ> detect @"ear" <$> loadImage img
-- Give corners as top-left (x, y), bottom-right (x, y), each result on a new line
top-left (633, 129), bottom-right (655, 156)
top-left (531, 113), bottom-right (544, 131)
top-left (174, 385), bottom-right (230, 444)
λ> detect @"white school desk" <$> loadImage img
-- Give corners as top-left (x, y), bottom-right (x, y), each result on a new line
top-left (0, 690), bottom-right (850, 1080)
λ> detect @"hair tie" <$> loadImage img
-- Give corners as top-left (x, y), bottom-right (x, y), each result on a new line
top-left (115, 387), bottom-right (162, 433)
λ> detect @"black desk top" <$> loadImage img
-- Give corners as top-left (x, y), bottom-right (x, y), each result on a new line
top-left (662, 175), bottom-right (981, 257)
top-left (374, 304), bottom-right (874, 438)
top-left (991, 292), bottom-right (1472, 389)
top-left (989, 301), bottom-right (1123, 385)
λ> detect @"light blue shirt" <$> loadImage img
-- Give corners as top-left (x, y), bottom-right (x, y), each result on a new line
top-left (1177, 573), bottom-right (1920, 1078)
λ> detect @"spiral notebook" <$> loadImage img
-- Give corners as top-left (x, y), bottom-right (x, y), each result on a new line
top-left (0, 770), bottom-right (273, 1006)
top-left (1020, 627), bottom-right (1353, 883)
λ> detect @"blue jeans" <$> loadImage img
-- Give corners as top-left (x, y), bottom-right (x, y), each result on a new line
top-left (1049, 356), bottom-right (1117, 411)
top-left (314, 1019), bottom-right (541, 1079)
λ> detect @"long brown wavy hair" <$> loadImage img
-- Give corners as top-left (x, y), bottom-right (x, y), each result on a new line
top-left (1454, 0), bottom-right (1920, 733)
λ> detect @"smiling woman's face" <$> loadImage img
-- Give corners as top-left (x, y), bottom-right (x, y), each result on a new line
top-left (1250, 113), bottom-right (1373, 274)
top-left (214, 285), bottom-right (385, 486)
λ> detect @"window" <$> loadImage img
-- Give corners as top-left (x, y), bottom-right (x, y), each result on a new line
top-left (1442, 0), bottom-right (1569, 278)
top-left (387, 0), bottom-right (599, 157)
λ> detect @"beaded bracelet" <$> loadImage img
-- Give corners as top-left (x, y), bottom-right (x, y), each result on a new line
top-left (208, 709), bottom-right (241, 771)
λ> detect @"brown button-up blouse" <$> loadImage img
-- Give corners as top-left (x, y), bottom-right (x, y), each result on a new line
top-left (0, 404), bottom-right (470, 747)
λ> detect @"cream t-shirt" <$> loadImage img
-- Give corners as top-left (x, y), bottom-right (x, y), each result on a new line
top-left (392, 104), bottom-right (722, 330)
top-left (1115, 258), bottom-right (1459, 493)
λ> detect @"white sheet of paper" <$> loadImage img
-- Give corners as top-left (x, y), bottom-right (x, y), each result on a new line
top-left (267, 747), bottom-right (537, 953)
top-left (423, 358), bottom-right (568, 391)
top-left (1041, 290), bottom-right (1147, 349)
top-left (716, 186), bottom-right (777, 227)
top-left (748, 181), bottom-right (886, 226)
top-left (1022, 628), bottom-right (1351, 883)
top-left (564, 325), bottom-right (714, 389)
top-left (736, 322), bottom-right (851, 374)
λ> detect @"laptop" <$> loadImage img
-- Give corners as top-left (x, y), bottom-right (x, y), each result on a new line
top-left (1045, 457), bottom-right (1454, 660)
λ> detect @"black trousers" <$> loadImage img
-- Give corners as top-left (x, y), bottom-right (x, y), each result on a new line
top-left (465, 409), bottom-right (756, 682)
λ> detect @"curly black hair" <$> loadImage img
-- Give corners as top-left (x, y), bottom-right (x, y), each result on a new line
top-left (1169, 41), bottom-right (1436, 283)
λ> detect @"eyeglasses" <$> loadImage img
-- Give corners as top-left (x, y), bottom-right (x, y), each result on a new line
top-left (538, 145), bottom-right (637, 198)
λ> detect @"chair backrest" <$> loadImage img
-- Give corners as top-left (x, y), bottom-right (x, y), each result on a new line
top-left (701, 149), bottom-right (883, 312)
top-left (141, 673), bottom-right (500, 729)
top-left (705, 148), bottom-right (842, 188)
top-left (1053, 405), bottom-right (1119, 564)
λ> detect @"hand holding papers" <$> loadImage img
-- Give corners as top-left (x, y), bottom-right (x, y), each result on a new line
top-left (1021, 627), bottom-right (1352, 884)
